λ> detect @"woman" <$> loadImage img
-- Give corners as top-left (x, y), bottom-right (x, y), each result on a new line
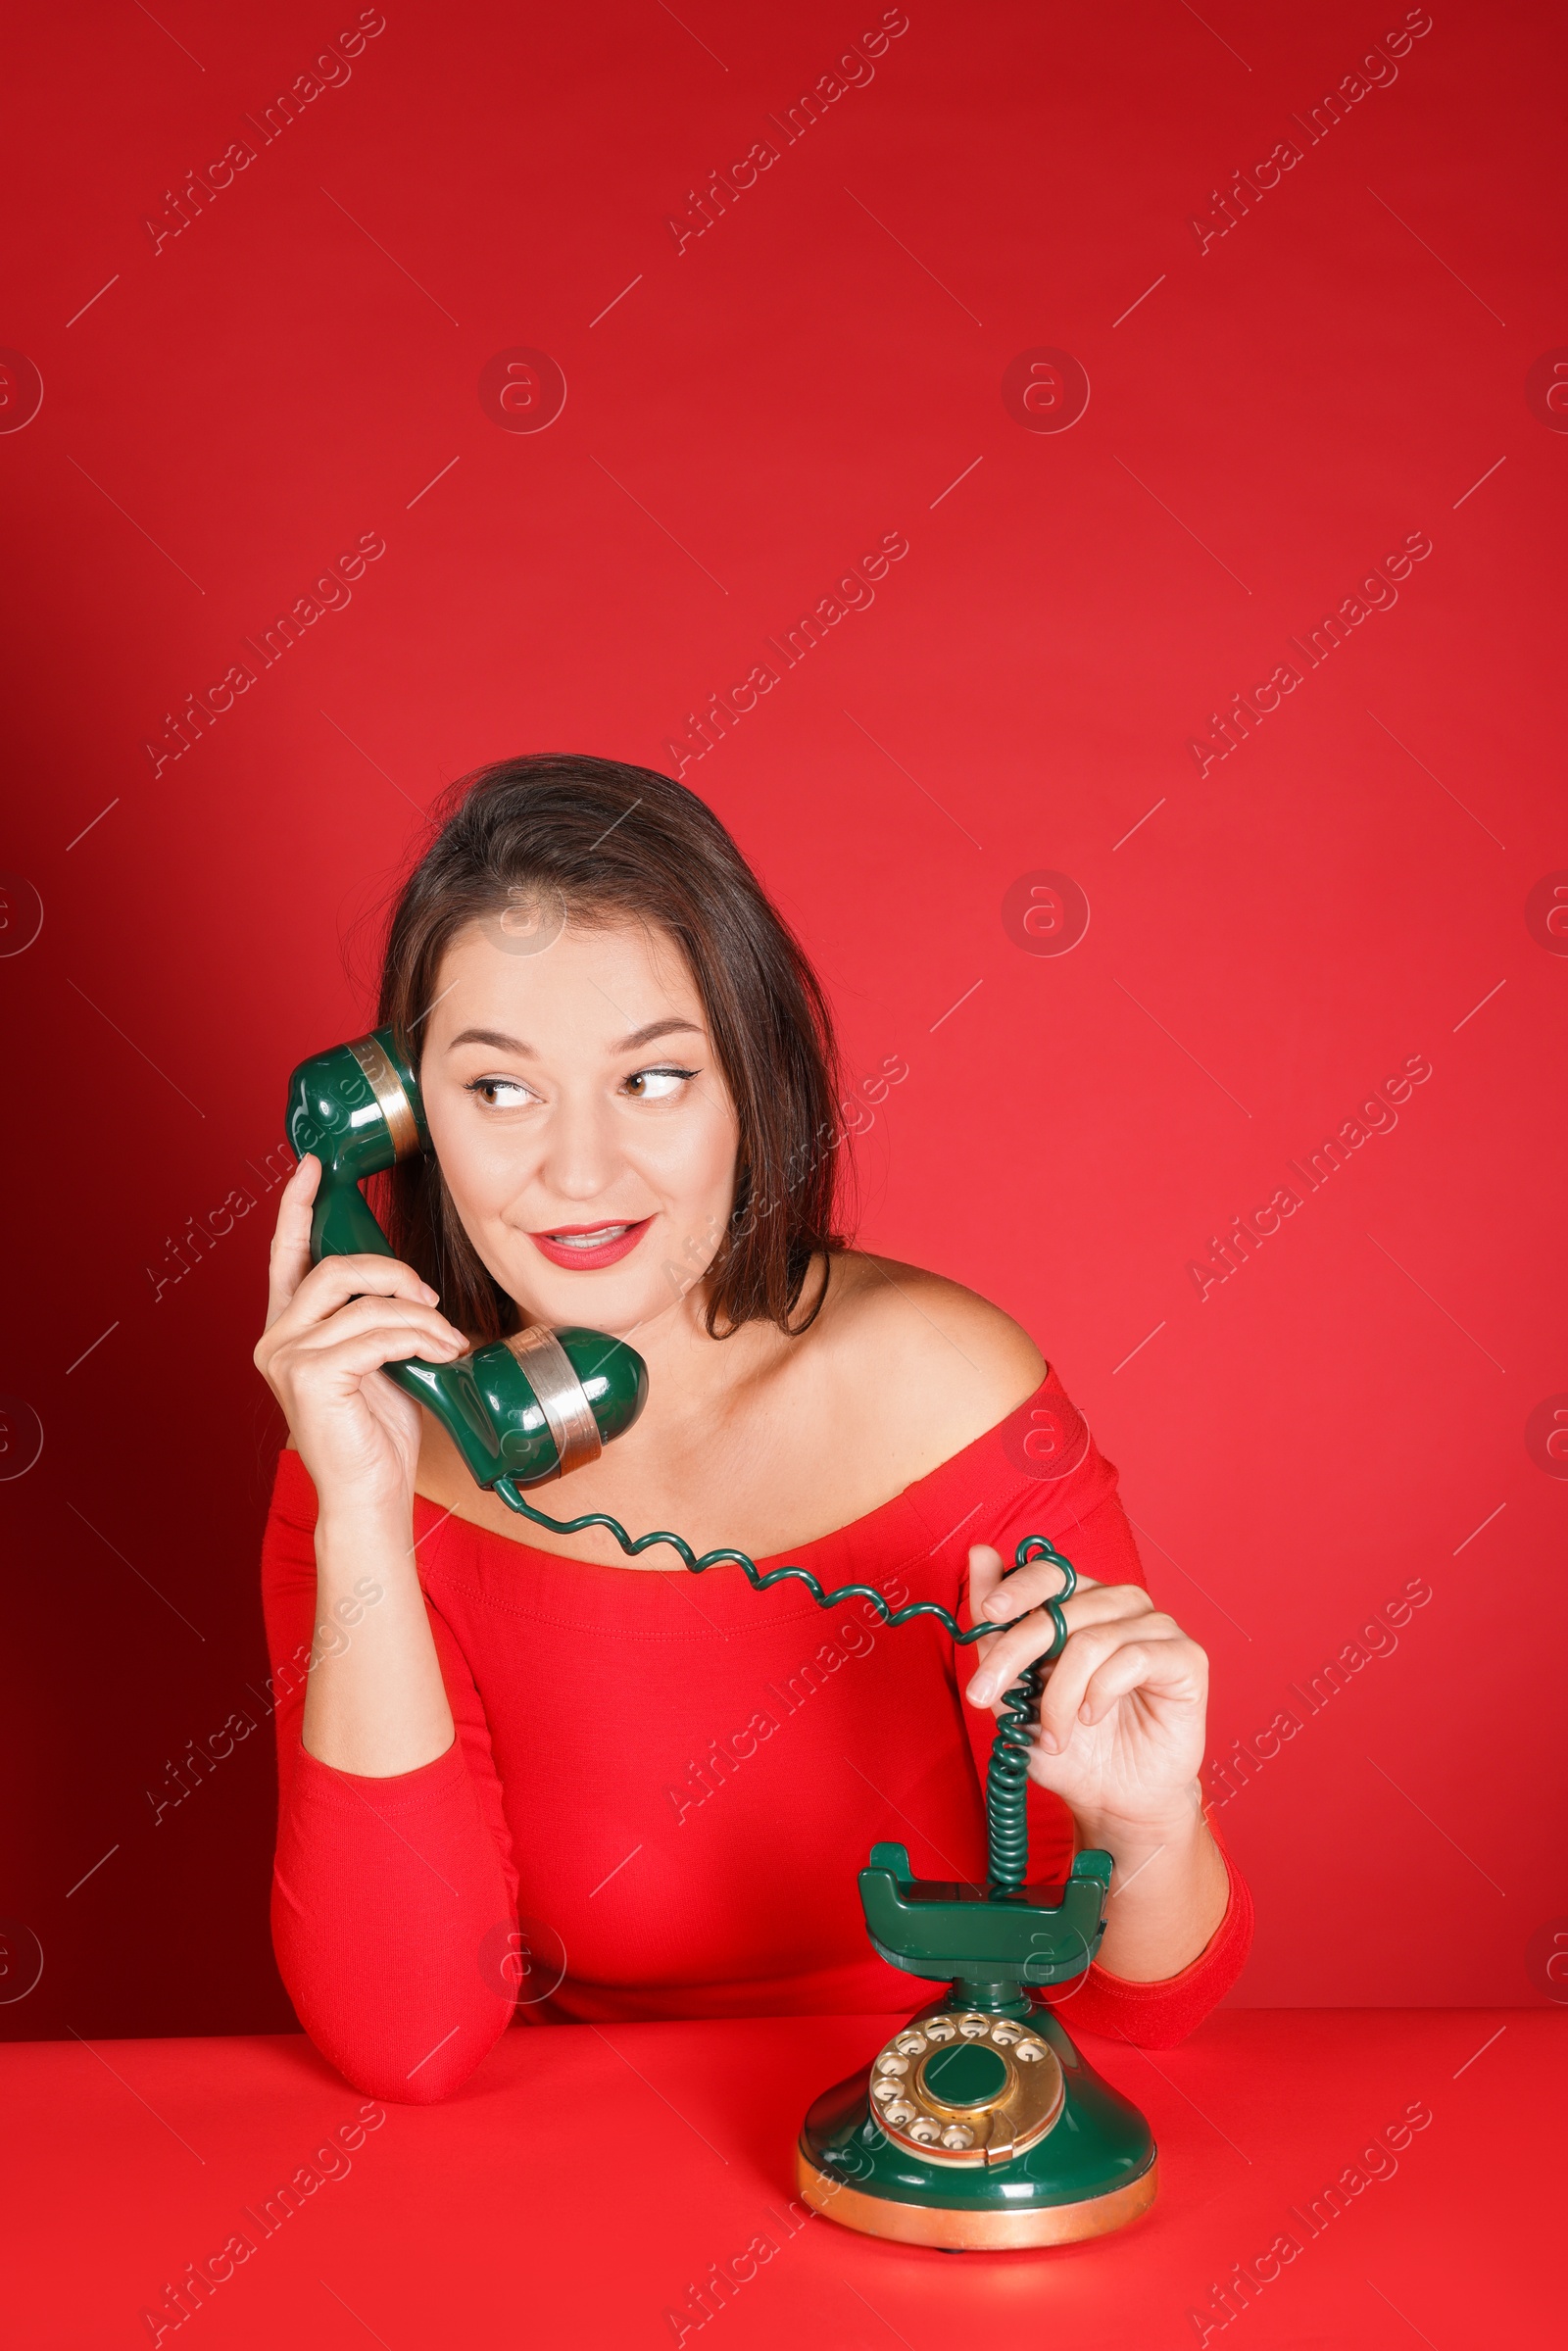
top-left (255, 753), bottom-right (1250, 2103)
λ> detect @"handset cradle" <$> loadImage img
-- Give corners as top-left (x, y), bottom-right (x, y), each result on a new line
top-left (285, 1027), bottom-right (1157, 2249)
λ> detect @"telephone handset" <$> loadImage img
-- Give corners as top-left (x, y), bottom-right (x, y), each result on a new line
top-left (284, 1029), bottom-right (1157, 2247)
top-left (285, 1028), bottom-right (648, 1490)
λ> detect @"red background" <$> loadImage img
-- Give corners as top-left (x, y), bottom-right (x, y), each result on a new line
top-left (2, 0), bottom-right (1564, 2043)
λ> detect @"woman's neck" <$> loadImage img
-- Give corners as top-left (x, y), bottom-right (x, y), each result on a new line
top-left (590, 1259), bottom-right (820, 1464)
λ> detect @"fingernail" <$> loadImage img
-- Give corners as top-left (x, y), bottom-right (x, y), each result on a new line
top-left (420, 1285), bottom-right (439, 1304)
top-left (969, 1679), bottom-right (992, 1705)
top-left (1037, 1730), bottom-right (1059, 1754)
top-left (984, 1597), bottom-right (1010, 1618)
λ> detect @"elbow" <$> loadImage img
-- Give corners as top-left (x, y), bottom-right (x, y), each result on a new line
top-left (307, 2015), bottom-right (500, 2107)
top-left (271, 1886), bottom-right (513, 2107)
top-left (276, 1935), bottom-right (508, 2106)
top-left (370, 2053), bottom-right (485, 2108)
top-left (382, 2020), bottom-right (498, 2105)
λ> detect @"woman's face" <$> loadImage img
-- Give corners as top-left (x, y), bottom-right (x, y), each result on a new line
top-left (418, 910), bottom-right (741, 1336)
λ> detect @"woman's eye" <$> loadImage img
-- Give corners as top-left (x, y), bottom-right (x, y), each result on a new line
top-left (622, 1065), bottom-right (697, 1102)
top-left (466, 1077), bottom-right (536, 1109)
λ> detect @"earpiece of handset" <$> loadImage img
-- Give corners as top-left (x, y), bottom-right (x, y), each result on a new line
top-left (283, 1028), bottom-right (648, 1490)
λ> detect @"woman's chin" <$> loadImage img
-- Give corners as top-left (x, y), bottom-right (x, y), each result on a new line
top-left (501, 1264), bottom-right (689, 1341)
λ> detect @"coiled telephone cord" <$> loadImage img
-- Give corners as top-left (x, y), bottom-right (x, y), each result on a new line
top-left (494, 1478), bottom-right (1074, 1902)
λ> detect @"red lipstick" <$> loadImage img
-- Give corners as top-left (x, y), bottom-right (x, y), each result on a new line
top-left (527, 1217), bottom-right (654, 1270)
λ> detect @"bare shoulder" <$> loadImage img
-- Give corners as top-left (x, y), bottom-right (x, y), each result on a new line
top-left (808, 1249), bottom-right (1046, 1476)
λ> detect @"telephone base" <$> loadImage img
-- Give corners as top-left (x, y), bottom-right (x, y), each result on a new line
top-left (795, 2143), bottom-right (1158, 2249)
top-left (796, 2004), bottom-right (1156, 2251)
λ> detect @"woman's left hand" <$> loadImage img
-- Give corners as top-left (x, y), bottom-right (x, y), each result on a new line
top-left (964, 1545), bottom-right (1209, 1835)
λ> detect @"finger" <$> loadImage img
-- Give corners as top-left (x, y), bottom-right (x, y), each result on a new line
top-left (277, 1251), bottom-right (445, 1336)
top-left (977, 1572), bottom-right (1059, 1629)
top-left (965, 1545), bottom-right (1004, 1624)
top-left (284, 1322), bottom-right (471, 1386)
top-left (964, 1581), bottom-right (1152, 1703)
top-left (1077, 1635), bottom-right (1206, 1729)
top-left (283, 1296), bottom-right (468, 1357)
top-left (967, 1545), bottom-right (1108, 1630)
top-left (976, 1550), bottom-right (1076, 1623)
top-left (965, 1600), bottom-right (1093, 1710)
top-left (1036, 1618), bottom-right (1185, 1749)
top-left (965, 1592), bottom-right (1136, 1704)
top-left (264, 1155), bottom-right (321, 1329)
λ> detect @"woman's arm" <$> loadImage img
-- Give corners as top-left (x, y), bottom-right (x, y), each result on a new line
top-left (255, 1153), bottom-right (466, 1776)
top-left (256, 1155), bottom-right (521, 2101)
top-left (966, 1544), bottom-right (1230, 1980)
top-left (262, 1452), bottom-right (521, 2103)
top-left (818, 1269), bottom-right (1244, 1999)
top-left (303, 1494), bottom-right (455, 1776)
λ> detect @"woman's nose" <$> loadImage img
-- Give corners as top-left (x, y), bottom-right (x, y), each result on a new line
top-left (533, 1092), bottom-right (622, 1203)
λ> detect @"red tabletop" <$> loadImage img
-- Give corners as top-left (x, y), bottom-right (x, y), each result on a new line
top-left (2, 2009), bottom-right (1554, 2347)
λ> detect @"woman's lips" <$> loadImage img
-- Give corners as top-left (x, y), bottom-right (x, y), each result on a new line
top-left (526, 1217), bottom-right (654, 1270)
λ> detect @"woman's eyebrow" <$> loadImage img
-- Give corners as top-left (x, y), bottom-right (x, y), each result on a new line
top-left (444, 1017), bottom-right (703, 1055)
top-left (615, 1017), bottom-right (704, 1052)
top-left (447, 1027), bottom-right (531, 1053)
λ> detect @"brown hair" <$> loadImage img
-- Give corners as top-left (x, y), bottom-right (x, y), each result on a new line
top-left (374, 754), bottom-right (852, 1340)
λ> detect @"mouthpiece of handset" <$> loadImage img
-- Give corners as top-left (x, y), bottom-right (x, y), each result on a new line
top-left (389, 1324), bottom-right (648, 1492)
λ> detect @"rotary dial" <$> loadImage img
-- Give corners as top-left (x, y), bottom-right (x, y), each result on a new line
top-left (867, 2011), bottom-right (1066, 2167)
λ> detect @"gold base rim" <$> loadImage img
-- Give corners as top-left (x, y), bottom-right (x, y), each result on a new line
top-left (795, 2143), bottom-right (1158, 2249)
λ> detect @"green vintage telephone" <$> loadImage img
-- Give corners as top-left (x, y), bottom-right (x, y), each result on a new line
top-left (286, 1030), bottom-right (1158, 2250)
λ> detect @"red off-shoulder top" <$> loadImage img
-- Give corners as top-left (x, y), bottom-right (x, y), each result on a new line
top-left (260, 1367), bottom-right (1251, 2102)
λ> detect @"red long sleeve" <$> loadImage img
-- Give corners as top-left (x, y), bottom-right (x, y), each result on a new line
top-left (261, 1473), bottom-right (519, 2101)
top-left (261, 1365), bottom-right (1251, 2102)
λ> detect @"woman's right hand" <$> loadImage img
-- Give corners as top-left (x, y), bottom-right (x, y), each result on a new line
top-left (254, 1154), bottom-right (470, 1512)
